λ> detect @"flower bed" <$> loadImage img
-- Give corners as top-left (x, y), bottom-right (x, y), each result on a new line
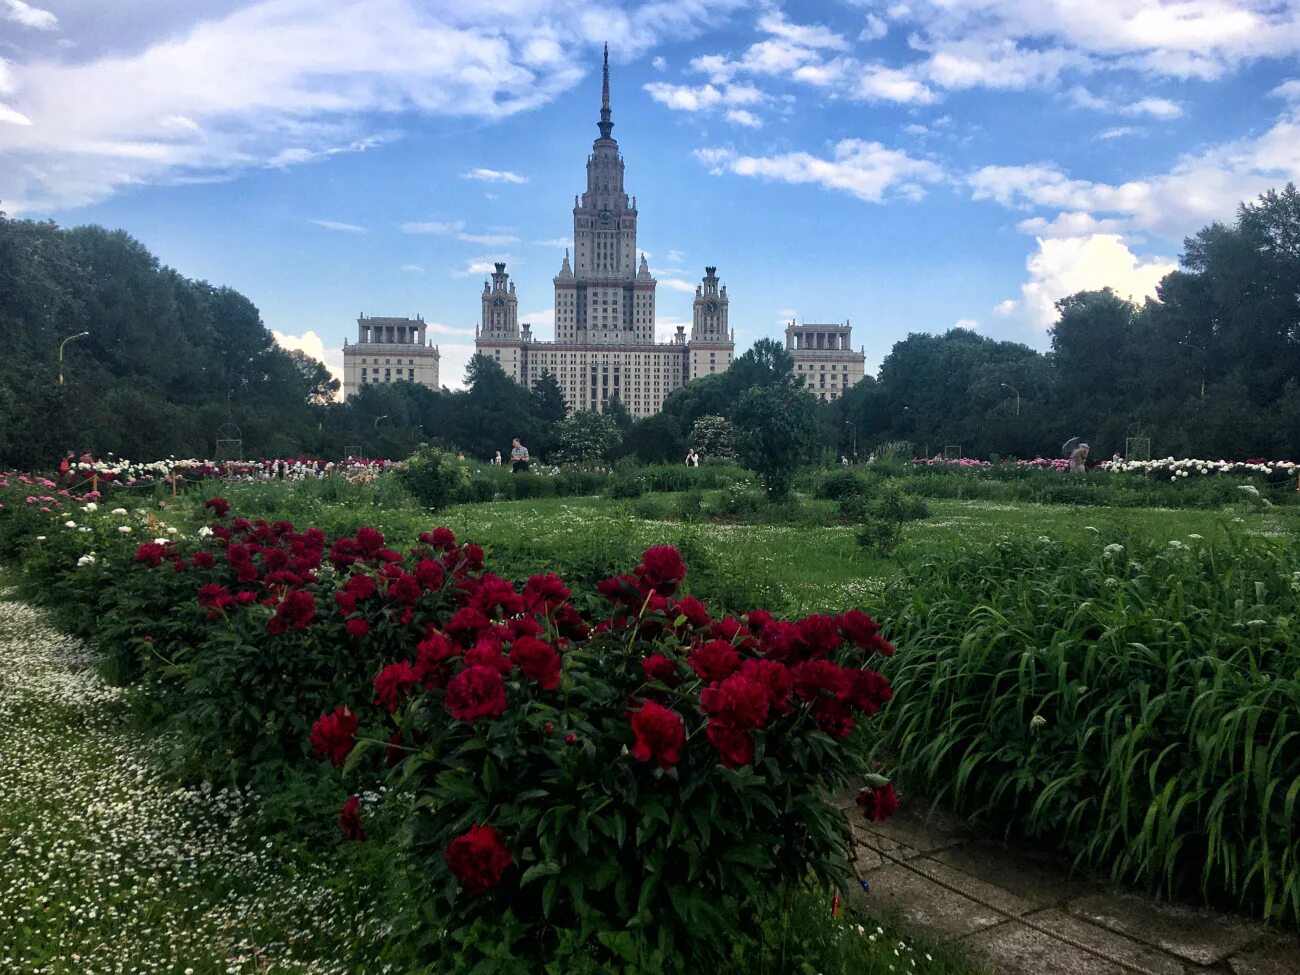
top-left (0, 489), bottom-right (899, 971)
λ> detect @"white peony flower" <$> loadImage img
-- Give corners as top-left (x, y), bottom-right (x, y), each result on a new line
top-left (198, 526), bottom-right (214, 538)
top-left (77, 553), bottom-right (96, 567)
top-left (118, 526), bottom-right (132, 534)
top-left (82, 502), bottom-right (98, 512)
top-left (64, 520), bottom-right (76, 528)
top-left (1030, 714), bottom-right (1047, 730)
top-left (111, 507), bottom-right (128, 515)
top-left (153, 537), bottom-right (170, 545)
top-left (35, 535), bottom-right (46, 541)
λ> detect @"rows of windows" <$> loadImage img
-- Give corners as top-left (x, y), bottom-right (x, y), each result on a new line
top-left (353, 357), bottom-right (417, 365)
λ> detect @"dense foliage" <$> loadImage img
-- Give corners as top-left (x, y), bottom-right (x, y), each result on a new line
top-left (878, 531), bottom-right (1300, 925)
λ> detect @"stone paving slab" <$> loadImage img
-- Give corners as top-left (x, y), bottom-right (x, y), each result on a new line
top-left (1227, 937), bottom-right (1300, 975)
top-left (961, 909), bottom-right (1195, 975)
top-left (929, 840), bottom-right (1098, 910)
top-left (855, 862), bottom-right (1010, 939)
top-left (1068, 891), bottom-right (1268, 967)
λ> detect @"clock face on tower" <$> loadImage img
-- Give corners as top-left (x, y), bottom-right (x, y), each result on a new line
top-left (705, 300), bottom-right (718, 313)
top-left (492, 297), bottom-right (505, 308)
top-left (597, 208), bottom-right (613, 225)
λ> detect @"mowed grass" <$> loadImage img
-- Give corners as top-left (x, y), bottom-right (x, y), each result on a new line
top-left (432, 493), bottom-right (1299, 615)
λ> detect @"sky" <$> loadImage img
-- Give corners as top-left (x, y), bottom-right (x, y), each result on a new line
top-left (2, 0), bottom-right (1299, 391)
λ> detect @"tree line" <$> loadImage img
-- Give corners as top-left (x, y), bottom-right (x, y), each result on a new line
top-left (2, 184), bottom-right (1297, 470)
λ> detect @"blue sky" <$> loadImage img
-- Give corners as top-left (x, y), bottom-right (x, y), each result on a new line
top-left (2, 0), bottom-right (1299, 389)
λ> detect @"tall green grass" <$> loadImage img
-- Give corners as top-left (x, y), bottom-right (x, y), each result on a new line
top-left (876, 528), bottom-right (1300, 925)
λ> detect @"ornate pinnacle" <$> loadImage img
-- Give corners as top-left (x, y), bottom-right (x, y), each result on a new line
top-left (598, 43), bottom-right (614, 140)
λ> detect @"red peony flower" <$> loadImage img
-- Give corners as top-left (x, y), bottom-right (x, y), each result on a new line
top-left (641, 653), bottom-right (679, 685)
top-left (387, 572), bottom-right (422, 606)
top-left (629, 700), bottom-right (686, 768)
top-left (415, 558), bottom-right (446, 590)
top-left (415, 631), bottom-right (461, 687)
top-left (523, 572), bottom-right (571, 613)
top-left (700, 673), bottom-right (769, 731)
top-left (709, 615), bottom-right (757, 649)
top-left (191, 551), bottom-right (215, 570)
top-left (354, 526), bottom-right (385, 557)
top-left (843, 669), bottom-right (893, 715)
top-left (596, 573), bottom-right (641, 605)
top-left (468, 573), bottom-right (523, 616)
top-left (689, 639), bottom-right (741, 683)
top-left (856, 782), bottom-right (899, 822)
top-left (812, 697), bottom-right (855, 739)
top-left (462, 544), bottom-right (485, 571)
top-left (671, 595), bottom-right (711, 630)
top-left (465, 635), bottom-right (513, 676)
top-left (134, 542), bottom-right (166, 567)
top-left (196, 582), bottom-right (227, 608)
top-left (509, 636), bottom-right (562, 690)
top-left (309, 706), bottom-right (359, 766)
top-left (204, 497), bottom-right (230, 518)
top-left (339, 794), bottom-right (367, 841)
top-left (792, 659), bottom-right (852, 703)
top-left (444, 665), bottom-right (507, 723)
top-left (739, 658), bottom-right (794, 717)
top-left (420, 527), bottom-right (456, 550)
top-left (445, 824), bottom-right (512, 895)
top-left (345, 618), bottom-right (370, 638)
top-left (798, 614), bottom-right (843, 657)
top-left (838, 609), bottom-right (895, 656)
top-left (446, 606), bottom-right (491, 646)
top-left (706, 722), bottom-right (755, 768)
top-left (374, 661), bottom-right (421, 712)
top-left (267, 590), bottom-right (317, 635)
top-left (760, 619), bottom-right (808, 663)
top-left (634, 545), bottom-right (686, 595)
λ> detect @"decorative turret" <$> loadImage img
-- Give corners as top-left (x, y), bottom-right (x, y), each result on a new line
top-left (556, 249), bottom-right (574, 280)
top-left (481, 262), bottom-right (520, 338)
top-left (636, 253), bottom-right (654, 283)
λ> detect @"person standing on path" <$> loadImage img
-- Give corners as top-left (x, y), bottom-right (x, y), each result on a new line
top-left (510, 438), bottom-right (530, 473)
top-left (1068, 443), bottom-right (1089, 473)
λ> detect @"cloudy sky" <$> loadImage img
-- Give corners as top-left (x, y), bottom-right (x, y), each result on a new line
top-left (2, 0), bottom-right (1299, 388)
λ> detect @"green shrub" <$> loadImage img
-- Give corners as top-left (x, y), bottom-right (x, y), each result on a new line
top-left (507, 473), bottom-right (556, 500)
top-left (608, 473), bottom-right (645, 499)
top-left (878, 532), bottom-right (1300, 925)
top-left (815, 469), bottom-right (872, 501)
top-left (394, 447), bottom-right (471, 509)
top-left (870, 480), bottom-right (929, 523)
top-left (854, 518), bottom-right (902, 555)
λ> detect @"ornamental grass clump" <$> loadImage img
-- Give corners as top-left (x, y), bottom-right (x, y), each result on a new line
top-left (310, 541), bottom-right (897, 973)
top-left (877, 530), bottom-right (1300, 926)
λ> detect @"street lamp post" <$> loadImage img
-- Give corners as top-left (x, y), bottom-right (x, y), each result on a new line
top-left (374, 414), bottom-right (388, 429)
top-left (58, 331), bottom-right (90, 385)
top-left (1000, 383), bottom-right (1021, 416)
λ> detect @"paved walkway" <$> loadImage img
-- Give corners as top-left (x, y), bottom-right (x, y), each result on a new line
top-left (837, 797), bottom-right (1300, 975)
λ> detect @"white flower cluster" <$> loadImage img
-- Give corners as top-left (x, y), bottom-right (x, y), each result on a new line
top-left (1100, 457), bottom-right (1299, 477)
top-left (71, 457), bottom-right (391, 485)
top-left (0, 598), bottom-right (387, 974)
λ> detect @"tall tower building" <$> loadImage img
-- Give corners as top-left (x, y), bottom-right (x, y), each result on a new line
top-left (785, 320), bottom-right (866, 402)
top-left (474, 45), bottom-right (734, 417)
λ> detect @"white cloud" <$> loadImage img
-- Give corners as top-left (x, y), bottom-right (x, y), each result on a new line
top-left (953, 318), bottom-right (978, 329)
top-left (861, 14), bottom-right (888, 41)
top-left (1097, 125), bottom-right (1139, 139)
top-left (651, 55), bottom-right (667, 70)
top-left (1016, 211), bottom-right (1130, 237)
top-left (457, 232), bottom-right (520, 245)
top-left (0, 0), bottom-right (745, 212)
top-left (659, 277), bottom-right (698, 293)
top-left (400, 263), bottom-right (424, 273)
top-left (1125, 96), bottom-right (1183, 119)
top-left (969, 105), bottom-right (1300, 240)
top-left (422, 321), bottom-right (474, 336)
top-left (437, 343), bottom-right (478, 390)
top-left (666, 249), bottom-right (687, 264)
top-left (696, 139), bottom-right (944, 204)
top-left (855, 64), bottom-right (937, 104)
top-left (0, 102), bottom-right (32, 126)
top-left (462, 167), bottom-right (528, 184)
top-left (654, 315), bottom-right (692, 343)
top-left (4, 0), bottom-right (56, 30)
top-left (535, 237), bottom-right (572, 248)
top-left (993, 299), bottom-right (1018, 316)
top-left (925, 41), bottom-right (1080, 91)
top-left (1272, 79), bottom-right (1300, 101)
top-left (1015, 233), bottom-right (1175, 327)
top-left (726, 108), bottom-right (762, 127)
top-left (522, 307), bottom-right (555, 331)
top-left (310, 218), bottom-right (366, 232)
top-left (756, 11), bottom-right (848, 51)
top-left (273, 329), bottom-right (343, 395)
top-left (643, 80), bottom-right (764, 112)
top-left (453, 255), bottom-right (516, 278)
top-left (400, 220), bottom-right (464, 234)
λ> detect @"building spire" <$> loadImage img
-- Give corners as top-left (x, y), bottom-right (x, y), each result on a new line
top-left (598, 42), bottom-right (614, 140)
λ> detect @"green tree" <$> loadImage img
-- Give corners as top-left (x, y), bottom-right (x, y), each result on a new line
top-left (624, 413), bottom-right (685, 464)
top-left (530, 370), bottom-right (569, 425)
top-left (732, 380), bottom-right (819, 498)
top-left (555, 410), bottom-right (621, 466)
top-left (688, 414), bottom-right (738, 461)
top-left (601, 394), bottom-right (633, 433)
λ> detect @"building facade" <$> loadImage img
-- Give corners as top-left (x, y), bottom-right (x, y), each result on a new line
top-left (474, 46), bottom-right (734, 417)
top-left (785, 321), bottom-right (866, 402)
top-left (342, 315), bottom-right (440, 399)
